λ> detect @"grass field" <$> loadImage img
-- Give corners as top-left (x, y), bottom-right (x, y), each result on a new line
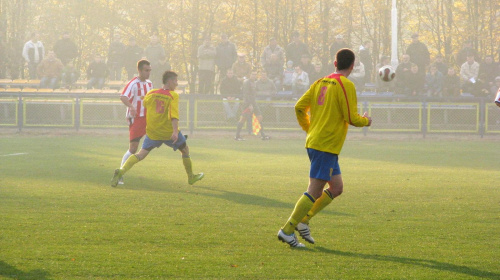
top-left (0, 132), bottom-right (499, 279)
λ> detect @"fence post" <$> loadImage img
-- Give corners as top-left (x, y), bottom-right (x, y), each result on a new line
top-left (479, 97), bottom-right (485, 138)
top-left (75, 95), bottom-right (80, 131)
top-left (17, 94), bottom-right (23, 132)
top-left (422, 99), bottom-right (427, 138)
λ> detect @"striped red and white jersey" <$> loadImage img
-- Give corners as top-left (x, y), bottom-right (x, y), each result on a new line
top-left (120, 77), bottom-right (154, 118)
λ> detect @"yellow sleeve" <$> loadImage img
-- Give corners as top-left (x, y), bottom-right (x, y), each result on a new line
top-left (170, 91), bottom-right (180, 120)
top-left (341, 81), bottom-right (369, 127)
top-left (295, 88), bottom-right (312, 132)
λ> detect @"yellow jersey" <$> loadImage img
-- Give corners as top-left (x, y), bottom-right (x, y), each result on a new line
top-left (143, 88), bottom-right (180, 140)
top-left (295, 73), bottom-right (369, 154)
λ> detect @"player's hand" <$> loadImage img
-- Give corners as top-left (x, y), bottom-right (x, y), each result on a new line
top-left (171, 132), bottom-right (178, 143)
top-left (363, 112), bottom-right (372, 126)
top-left (129, 107), bottom-right (137, 117)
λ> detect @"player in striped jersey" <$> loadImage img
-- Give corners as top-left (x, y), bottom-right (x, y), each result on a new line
top-left (111, 70), bottom-right (204, 187)
top-left (277, 49), bottom-right (372, 247)
top-left (118, 59), bottom-right (153, 185)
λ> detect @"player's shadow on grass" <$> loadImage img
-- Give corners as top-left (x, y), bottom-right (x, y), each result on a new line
top-left (198, 187), bottom-right (353, 216)
top-left (0, 260), bottom-right (51, 280)
top-left (314, 247), bottom-right (500, 279)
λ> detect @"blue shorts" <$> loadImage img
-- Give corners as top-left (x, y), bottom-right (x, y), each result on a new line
top-left (307, 148), bottom-right (341, 181)
top-left (142, 132), bottom-right (187, 151)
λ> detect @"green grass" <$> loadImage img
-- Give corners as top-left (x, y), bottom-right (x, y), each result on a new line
top-left (0, 133), bottom-right (499, 279)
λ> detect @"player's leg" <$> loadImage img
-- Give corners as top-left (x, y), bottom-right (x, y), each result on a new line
top-left (173, 133), bottom-right (204, 185)
top-left (119, 137), bottom-right (141, 184)
top-left (120, 118), bottom-right (146, 184)
top-left (278, 178), bottom-right (325, 247)
top-left (235, 113), bottom-right (248, 140)
top-left (111, 135), bottom-right (155, 187)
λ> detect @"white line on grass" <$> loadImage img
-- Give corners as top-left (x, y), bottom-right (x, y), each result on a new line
top-left (1, 153), bottom-right (28, 157)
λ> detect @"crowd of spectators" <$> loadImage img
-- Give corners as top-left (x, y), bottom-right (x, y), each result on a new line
top-left (1, 31), bottom-right (498, 98)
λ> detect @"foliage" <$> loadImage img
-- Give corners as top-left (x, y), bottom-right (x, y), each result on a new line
top-left (0, 0), bottom-right (498, 82)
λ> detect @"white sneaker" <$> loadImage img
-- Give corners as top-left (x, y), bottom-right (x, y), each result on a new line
top-left (277, 229), bottom-right (305, 248)
top-left (118, 177), bottom-right (124, 185)
top-left (296, 223), bottom-right (315, 244)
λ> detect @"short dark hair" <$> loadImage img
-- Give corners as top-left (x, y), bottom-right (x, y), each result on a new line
top-left (162, 70), bottom-right (178, 85)
top-left (335, 49), bottom-right (355, 70)
top-left (137, 60), bottom-right (150, 70)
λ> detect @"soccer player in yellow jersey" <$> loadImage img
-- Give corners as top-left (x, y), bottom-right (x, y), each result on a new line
top-left (111, 71), bottom-right (204, 187)
top-left (278, 49), bottom-right (372, 247)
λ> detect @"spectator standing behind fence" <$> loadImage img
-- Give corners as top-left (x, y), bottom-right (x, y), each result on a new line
top-left (349, 57), bottom-right (365, 92)
top-left (264, 54), bottom-right (284, 90)
top-left (220, 69), bottom-right (242, 122)
top-left (144, 35), bottom-right (166, 86)
top-left (479, 55), bottom-right (499, 95)
top-left (395, 54), bottom-right (412, 94)
top-left (286, 31), bottom-right (309, 68)
top-left (61, 61), bottom-right (79, 89)
top-left (255, 71), bottom-right (277, 98)
top-left (197, 37), bottom-right (216, 94)
top-left (375, 55), bottom-right (395, 92)
top-left (0, 34), bottom-right (7, 78)
top-left (282, 61), bottom-right (295, 91)
top-left (406, 33), bottom-right (430, 81)
top-left (292, 66), bottom-right (309, 96)
top-left (425, 64), bottom-right (444, 97)
top-left (22, 32), bottom-right (44, 79)
top-left (87, 54), bottom-right (108, 89)
top-left (260, 37), bottom-right (284, 68)
top-left (232, 53), bottom-right (252, 82)
top-left (359, 41), bottom-right (373, 83)
top-left (456, 40), bottom-right (480, 67)
top-left (216, 33), bottom-right (237, 79)
top-left (329, 34), bottom-right (350, 65)
top-left (460, 54), bottom-right (480, 96)
top-left (123, 37), bottom-right (144, 80)
top-left (37, 51), bottom-right (63, 89)
top-left (434, 54), bottom-right (448, 76)
top-left (53, 31), bottom-right (78, 66)
top-left (308, 64), bottom-right (326, 85)
top-left (107, 34), bottom-right (125, 81)
top-left (443, 67), bottom-right (460, 97)
top-left (154, 57), bottom-right (172, 90)
top-left (299, 54), bottom-right (315, 81)
top-left (404, 64), bottom-right (425, 96)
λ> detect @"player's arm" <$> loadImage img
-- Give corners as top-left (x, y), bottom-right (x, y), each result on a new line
top-left (120, 95), bottom-right (136, 117)
top-left (294, 88), bottom-right (312, 132)
top-left (342, 82), bottom-right (370, 127)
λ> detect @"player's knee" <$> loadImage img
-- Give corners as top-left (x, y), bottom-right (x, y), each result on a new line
top-left (329, 185), bottom-right (343, 198)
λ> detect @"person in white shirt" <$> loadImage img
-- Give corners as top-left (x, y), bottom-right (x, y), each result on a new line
top-left (292, 66), bottom-right (309, 96)
top-left (460, 53), bottom-right (480, 95)
top-left (22, 32), bottom-right (45, 79)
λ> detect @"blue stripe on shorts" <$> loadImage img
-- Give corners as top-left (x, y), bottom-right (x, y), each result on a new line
top-left (307, 148), bottom-right (341, 181)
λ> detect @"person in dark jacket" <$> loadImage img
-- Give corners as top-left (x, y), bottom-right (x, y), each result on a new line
top-left (87, 54), bottom-right (108, 89)
top-left (216, 33), bottom-right (237, 79)
top-left (123, 37), bottom-right (144, 79)
top-left (53, 31), bottom-right (78, 65)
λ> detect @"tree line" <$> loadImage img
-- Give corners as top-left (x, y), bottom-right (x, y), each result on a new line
top-left (0, 0), bottom-right (498, 89)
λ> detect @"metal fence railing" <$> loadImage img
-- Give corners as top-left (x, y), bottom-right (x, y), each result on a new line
top-left (1, 91), bottom-right (499, 136)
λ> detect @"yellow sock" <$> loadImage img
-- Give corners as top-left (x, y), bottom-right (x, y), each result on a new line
top-left (121, 154), bottom-right (140, 174)
top-left (282, 193), bottom-right (315, 234)
top-left (301, 189), bottom-right (334, 224)
top-left (182, 156), bottom-right (193, 178)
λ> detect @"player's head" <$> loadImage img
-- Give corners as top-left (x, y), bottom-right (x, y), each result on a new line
top-left (137, 60), bottom-right (151, 80)
top-left (334, 48), bottom-right (355, 71)
top-left (162, 70), bottom-right (178, 90)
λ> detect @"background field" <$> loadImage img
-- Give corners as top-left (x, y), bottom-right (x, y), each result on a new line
top-left (0, 132), bottom-right (499, 279)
